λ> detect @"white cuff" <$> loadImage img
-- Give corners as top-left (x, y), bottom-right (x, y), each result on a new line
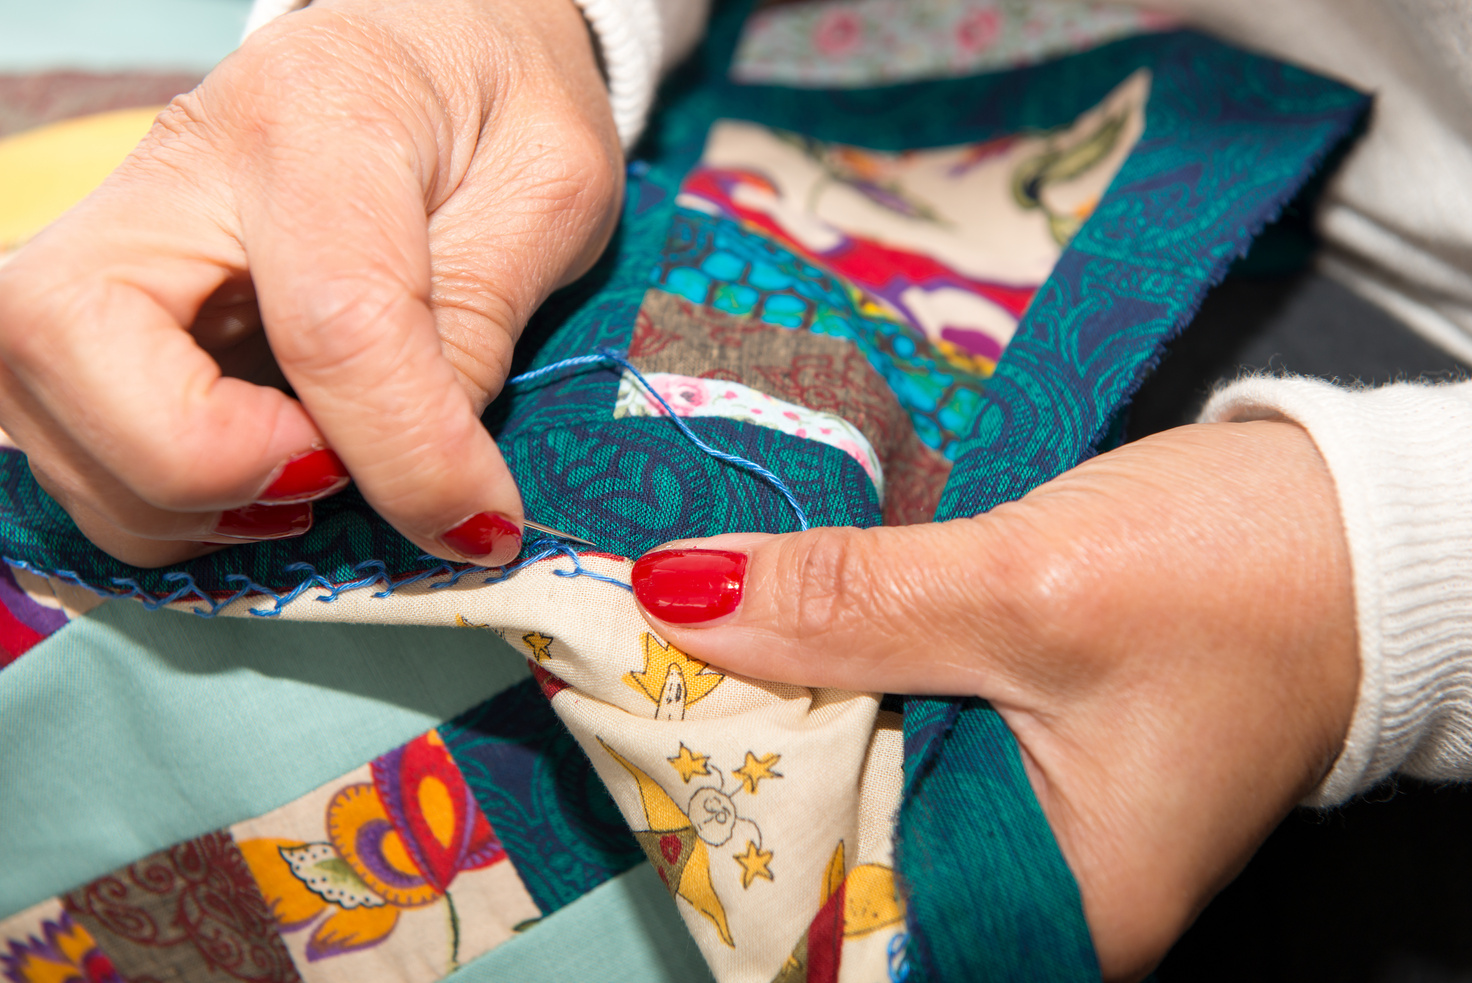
top-left (573, 0), bottom-right (661, 148)
top-left (242, 0), bottom-right (307, 40)
top-left (1201, 376), bottom-right (1472, 805)
top-left (575, 0), bottom-right (709, 147)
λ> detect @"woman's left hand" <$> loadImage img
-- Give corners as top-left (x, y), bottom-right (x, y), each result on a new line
top-left (630, 419), bottom-right (1360, 982)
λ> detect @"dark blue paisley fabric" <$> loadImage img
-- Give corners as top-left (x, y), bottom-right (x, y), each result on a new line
top-left (439, 678), bottom-right (647, 916)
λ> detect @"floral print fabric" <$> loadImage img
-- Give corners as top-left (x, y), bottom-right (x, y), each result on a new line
top-left (232, 732), bottom-right (540, 983)
top-left (614, 371), bottom-right (886, 497)
top-left (732, 0), bottom-right (1174, 87)
top-left (0, 901), bottom-right (120, 983)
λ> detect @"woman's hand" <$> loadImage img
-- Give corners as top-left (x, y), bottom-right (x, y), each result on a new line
top-left (0, 0), bottom-right (621, 567)
top-left (631, 420), bottom-right (1360, 981)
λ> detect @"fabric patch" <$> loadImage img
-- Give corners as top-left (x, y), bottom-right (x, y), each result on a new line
top-left (159, 550), bottom-right (910, 983)
top-left (732, 0), bottom-right (1174, 88)
top-left (500, 418), bottom-right (881, 555)
top-left (0, 563), bottom-right (68, 670)
top-left (439, 675), bottom-right (645, 916)
top-left (614, 371), bottom-right (885, 497)
top-left (653, 208), bottom-right (988, 458)
top-left (630, 290), bottom-right (951, 524)
top-left (231, 732), bottom-right (540, 983)
top-left (63, 830), bottom-right (301, 983)
top-left (675, 71), bottom-right (1148, 374)
top-left (0, 898), bottom-right (122, 983)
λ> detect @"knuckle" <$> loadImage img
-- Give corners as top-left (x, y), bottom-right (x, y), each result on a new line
top-left (984, 513), bottom-right (1095, 655)
top-left (779, 527), bottom-right (888, 642)
top-left (500, 118), bottom-right (621, 222)
top-left (149, 92), bottom-right (209, 143)
top-left (124, 444), bottom-right (235, 511)
top-left (273, 278), bottom-right (419, 379)
top-left (0, 289), bottom-right (46, 367)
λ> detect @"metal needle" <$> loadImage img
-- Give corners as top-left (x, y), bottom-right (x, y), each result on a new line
top-left (522, 519), bottom-right (596, 547)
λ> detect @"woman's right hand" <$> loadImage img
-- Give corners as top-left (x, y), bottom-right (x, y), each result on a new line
top-left (0, 0), bottom-right (622, 568)
top-left (631, 420), bottom-right (1361, 980)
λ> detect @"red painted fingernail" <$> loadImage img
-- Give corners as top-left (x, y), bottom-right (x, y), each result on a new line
top-left (213, 502), bottom-right (313, 540)
top-left (632, 549), bottom-right (747, 624)
top-left (259, 449), bottom-right (350, 503)
top-left (439, 512), bottom-right (522, 566)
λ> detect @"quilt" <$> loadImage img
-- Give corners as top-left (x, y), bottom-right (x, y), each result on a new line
top-left (0, 2), bottom-right (1367, 981)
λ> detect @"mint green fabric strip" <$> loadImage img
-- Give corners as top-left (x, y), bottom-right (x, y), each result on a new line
top-left (448, 863), bottom-right (714, 983)
top-left (0, 0), bottom-right (251, 72)
top-left (0, 599), bottom-right (530, 918)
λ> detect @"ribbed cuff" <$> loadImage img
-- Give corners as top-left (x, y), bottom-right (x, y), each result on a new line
top-left (572, 0), bottom-right (661, 148)
top-left (1201, 376), bottom-right (1472, 805)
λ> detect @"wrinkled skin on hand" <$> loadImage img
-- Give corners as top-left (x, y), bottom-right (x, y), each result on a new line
top-left (634, 421), bottom-right (1361, 981)
top-left (0, 0), bottom-right (621, 566)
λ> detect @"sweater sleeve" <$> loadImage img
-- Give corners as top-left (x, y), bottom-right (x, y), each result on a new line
top-left (1200, 376), bottom-right (1472, 805)
top-left (242, 0), bottom-right (708, 149)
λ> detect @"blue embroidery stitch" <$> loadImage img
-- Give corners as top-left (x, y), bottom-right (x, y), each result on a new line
top-left (508, 348), bottom-right (813, 531)
top-left (0, 538), bottom-right (632, 619)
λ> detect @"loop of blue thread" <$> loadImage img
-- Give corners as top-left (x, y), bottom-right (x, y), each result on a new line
top-left (509, 348), bottom-right (812, 531)
top-left (4, 348), bottom-right (802, 616)
top-left (888, 931), bottom-right (911, 983)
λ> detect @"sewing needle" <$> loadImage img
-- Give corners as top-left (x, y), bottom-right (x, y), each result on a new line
top-left (523, 519), bottom-right (596, 547)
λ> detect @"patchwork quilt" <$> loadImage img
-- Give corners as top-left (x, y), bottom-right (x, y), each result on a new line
top-left (0, 2), bottom-right (1366, 982)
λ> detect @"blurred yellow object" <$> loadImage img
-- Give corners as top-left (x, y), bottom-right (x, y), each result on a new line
top-left (0, 106), bottom-right (162, 252)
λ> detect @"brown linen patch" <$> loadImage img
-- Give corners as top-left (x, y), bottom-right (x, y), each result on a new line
top-left (631, 289), bottom-right (951, 524)
top-left (65, 830), bottom-right (302, 983)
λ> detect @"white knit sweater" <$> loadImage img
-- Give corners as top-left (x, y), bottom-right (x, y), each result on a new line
top-left (245, 0), bottom-right (1472, 805)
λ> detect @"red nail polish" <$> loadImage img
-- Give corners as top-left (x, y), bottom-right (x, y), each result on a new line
top-left (440, 512), bottom-right (522, 565)
top-left (259, 449), bottom-right (350, 503)
top-left (632, 549), bottom-right (747, 624)
top-left (213, 502), bottom-right (313, 540)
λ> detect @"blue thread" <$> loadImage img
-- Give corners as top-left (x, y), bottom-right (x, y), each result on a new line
top-left (888, 931), bottom-right (911, 983)
top-left (509, 348), bottom-right (811, 530)
top-left (545, 542), bottom-right (634, 592)
top-left (1, 544), bottom-right (632, 620)
top-left (381, 558), bottom-right (457, 596)
top-left (4, 348), bottom-right (797, 619)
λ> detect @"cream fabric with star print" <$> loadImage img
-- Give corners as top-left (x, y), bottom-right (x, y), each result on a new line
top-left (179, 551), bottom-right (909, 983)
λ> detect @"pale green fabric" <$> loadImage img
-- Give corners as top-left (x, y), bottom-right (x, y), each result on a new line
top-left (0, 0), bottom-right (251, 72)
top-left (0, 599), bottom-right (530, 917)
top-left (450, 864), bottom-right (715, 983)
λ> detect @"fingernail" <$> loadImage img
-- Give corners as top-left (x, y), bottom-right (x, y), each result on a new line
top-left (213, 502), bottom-right (313, 540)
top-left (632, 549), bottom-right (747, 625)
top-left (259, 449), bottom-right (350, 503)
top-left (439, 512), bottom-right (522, 566)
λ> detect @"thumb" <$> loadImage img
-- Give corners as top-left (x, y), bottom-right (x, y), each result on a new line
top-left (242, 120), bottom-right (525, 566)
top-left (630, 522), bottom-right (1021, 697)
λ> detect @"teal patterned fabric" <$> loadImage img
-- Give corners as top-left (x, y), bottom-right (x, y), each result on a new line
top-left (439, 679), bottom-right (646, 915)
top-left (898, 32), bottom-right (1366, 983)
top-left (0, 2), bottom-right (1367, 980)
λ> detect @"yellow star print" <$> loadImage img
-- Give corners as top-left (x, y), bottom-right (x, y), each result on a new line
top-left (523, 632), bottom-right (554, 663)
top-left (733, 752), bottom-right (782, 794)
top-left (733, 840), bottom-right (774, 889)
top-left (624, 634), bottom-right (724, 718)
top-left (667, 743), bottom-right (711, 783)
